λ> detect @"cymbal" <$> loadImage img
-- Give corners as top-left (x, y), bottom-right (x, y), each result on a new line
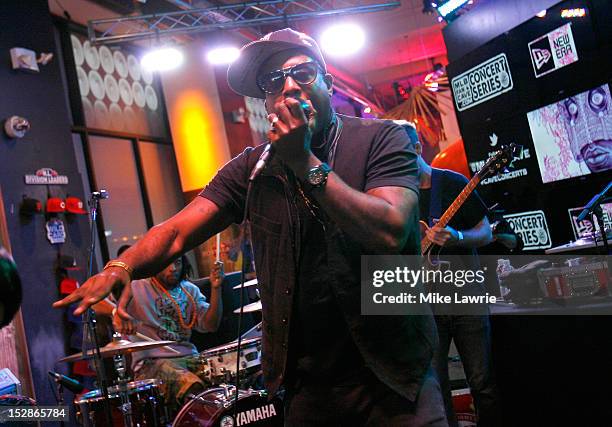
top-left (232, 278), bottom-right (258, 289)
top-left (233, 300), bottom-right (262, 313)
top-left (58, 339), bottom-right (176, 363)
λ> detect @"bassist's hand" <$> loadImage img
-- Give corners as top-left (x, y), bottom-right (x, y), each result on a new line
top-left (426, 225), bottom-right (460, 247)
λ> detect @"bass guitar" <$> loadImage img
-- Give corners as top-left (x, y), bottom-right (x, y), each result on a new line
top-left (420, 144), bottom-right (518, 265)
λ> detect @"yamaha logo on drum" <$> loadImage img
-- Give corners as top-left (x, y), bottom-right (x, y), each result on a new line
top-left (220, 403), bottom-right (278, 426)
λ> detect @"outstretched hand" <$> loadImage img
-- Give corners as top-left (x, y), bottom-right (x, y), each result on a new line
top-left (52, 267), bottom-right (130, 315)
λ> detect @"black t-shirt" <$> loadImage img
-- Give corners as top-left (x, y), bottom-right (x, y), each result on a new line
top-left (288, 130), bottom-right (366, 384)
top-left (200, 115), bottom-right (420, 385)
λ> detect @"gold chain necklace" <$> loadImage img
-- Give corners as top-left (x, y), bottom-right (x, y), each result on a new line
top-left (151, 277), bottom-right (197, 330)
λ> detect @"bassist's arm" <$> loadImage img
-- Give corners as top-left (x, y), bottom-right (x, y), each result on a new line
top-left (454, 216), bottom-right (492, 248)
top-left (425, 216), bottom-right (492, 248)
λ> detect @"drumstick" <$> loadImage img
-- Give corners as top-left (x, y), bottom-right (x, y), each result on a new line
top-left (216, 233), bottom-right (221, 262)
top-left (135, 332), bottom-right (181, 354)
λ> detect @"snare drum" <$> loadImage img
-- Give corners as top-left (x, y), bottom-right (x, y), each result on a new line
top-left (75, 379), bottom-right (166, 426)
top-left (197, 337), bottom-right (262, 385)
top-left (173, 387), bottom-right (283, 427)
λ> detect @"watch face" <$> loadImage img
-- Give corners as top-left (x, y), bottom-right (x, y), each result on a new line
top-left (307, 163), bottom-right (330, 187)
top-left (309, 169), bottom-right (325, 185)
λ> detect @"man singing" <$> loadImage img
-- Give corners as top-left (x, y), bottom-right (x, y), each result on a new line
top-left (56, 28), bottom-right (446, 426)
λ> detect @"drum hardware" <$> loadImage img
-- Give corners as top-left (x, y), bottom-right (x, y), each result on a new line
top-left (134, 331), bottom-right (181, 354)
top-left (220, 383), bottom-right (237, 402)
top-left (196, 337), bottom-right (263, 387)
top-left (112, 333), bottom-right (133, 427)
top-left (58, 337), bottom-right (177, 363)
top-left (81, 190), bottom-right (113, 425)
top-left (59, 333), bottom-right (176, 426)
top-left (233, 300), bottom-right (262, 313)
top-left (232, 278), bottom-right (259, 289)
top-left (75, 379), bottom-right (166, 427)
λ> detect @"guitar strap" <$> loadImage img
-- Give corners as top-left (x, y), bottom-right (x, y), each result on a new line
top-left (429, 168), bottom-right (443, 226)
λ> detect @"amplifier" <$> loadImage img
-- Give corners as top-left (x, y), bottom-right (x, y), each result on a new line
top-left (537, 261), bottom-right (609, 298)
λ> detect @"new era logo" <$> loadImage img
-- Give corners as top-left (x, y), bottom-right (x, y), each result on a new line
top-left (531, 48), bottom-right (551, 70)
top-left (528, 37), bottom-right (555, 77)
top-left (528, 23), bottom-right (578, 78)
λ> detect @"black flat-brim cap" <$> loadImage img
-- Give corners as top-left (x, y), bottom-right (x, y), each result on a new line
top-left (227, 28), bottom-right (326, 99)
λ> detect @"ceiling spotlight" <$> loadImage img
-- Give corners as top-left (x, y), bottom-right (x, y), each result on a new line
top-left (207, 47), bottom-right (240, 65)
top-left (437, 0), bottom-right (470, 18)
top-left (141, 47), bottom-right (183, 72)
top-left (536, 9), bottom-right (547, 18)
top-left (320, 23), bottom-right (365, 57)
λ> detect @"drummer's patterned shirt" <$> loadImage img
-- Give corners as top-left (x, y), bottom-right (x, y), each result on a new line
top-left (125, 278), bottom-right (210, 369)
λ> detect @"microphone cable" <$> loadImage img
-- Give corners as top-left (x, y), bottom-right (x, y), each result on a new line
top-left (233, 180), bottom-right (255, 418)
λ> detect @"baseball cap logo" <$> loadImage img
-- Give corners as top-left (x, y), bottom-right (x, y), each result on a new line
top-left (531, 48), bottom-right (551, 70)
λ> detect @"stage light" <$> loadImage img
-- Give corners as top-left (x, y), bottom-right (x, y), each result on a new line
top-left (141, 47), bottom-right (183, 71)
top-left (437, 0), bottom-right (470, 18)
top-left (320, 23), bottom-right (365, 57)
top-left (536, 10), bottom-right (547, 18)
top-left (561, 8), bottom-right (586, 18)
top-left (207, 47), bottom-right (240, 65)
top-left (364, 106), bottom-right (372, 114)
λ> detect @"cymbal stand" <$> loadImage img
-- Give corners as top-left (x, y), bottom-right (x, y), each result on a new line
top-left (82, 190), bottom-right (112, 425)
top-left (112, 333), bottom-right (133, 427)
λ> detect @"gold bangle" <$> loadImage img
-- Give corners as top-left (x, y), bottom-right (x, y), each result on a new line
top-left (104, 260), bottom-right (133, 279)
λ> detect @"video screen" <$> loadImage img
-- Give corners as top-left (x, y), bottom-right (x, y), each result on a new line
top-left (527, 83), bottom-right (612, 183)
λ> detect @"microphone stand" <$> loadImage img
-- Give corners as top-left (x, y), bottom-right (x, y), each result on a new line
top-left (577, 181), bottom-right (612, 255)
top-left (52, 381), bottom-right (65, 427)
top-left (591, 203), bottom-right (611, 255)
top-left (82, 190), bottom-right (113, 425)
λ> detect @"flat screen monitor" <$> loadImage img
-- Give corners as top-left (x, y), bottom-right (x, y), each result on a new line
top-left (527, 83), bottom-right (612, 183)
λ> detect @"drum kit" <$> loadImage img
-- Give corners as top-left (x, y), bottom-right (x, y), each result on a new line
top-left (57, 278), bottom-right (279, 426)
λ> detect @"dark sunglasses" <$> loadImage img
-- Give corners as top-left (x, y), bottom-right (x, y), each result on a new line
top-left (257, 61), bottom-right (322, 94)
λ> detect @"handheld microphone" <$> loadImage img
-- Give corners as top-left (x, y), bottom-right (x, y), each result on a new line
top-left (249, 98), bottom-right (311, 182)
top-left (48, 371), bottom-right (84, 394)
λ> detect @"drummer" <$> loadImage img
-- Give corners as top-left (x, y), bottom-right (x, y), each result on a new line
top-left (112, 256), bottom-right (224, 413)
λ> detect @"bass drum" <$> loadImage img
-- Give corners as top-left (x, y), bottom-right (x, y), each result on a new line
top-left (173, 387), bottom-right (283, 427)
